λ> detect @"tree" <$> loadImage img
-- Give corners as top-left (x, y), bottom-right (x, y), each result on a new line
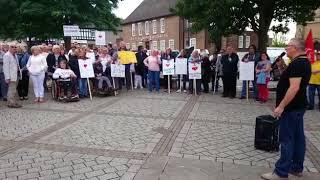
top-left (0, 0), bottom-right (121, 48)
top-left (172, 0), bottom-right (320, 51)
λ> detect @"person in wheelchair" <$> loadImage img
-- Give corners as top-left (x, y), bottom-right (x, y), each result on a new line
top-left (94, 62), bottom-right (113, 93)
top-left (52, 60), bottom-right (78, 100)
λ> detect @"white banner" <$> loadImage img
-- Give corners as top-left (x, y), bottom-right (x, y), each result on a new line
top-left (78, 59), bottom-right (95, 78)
top-left (111, 64), bottom-right (125, 77)
top-left (162, 59), bottom-right (175, 75)
top-left (188, 62), bottom-right (201, 79)
top-left (175, 58), bottom-right (188, 75)
top-left (239, 61), bottom-right (255, 81)
top-left (95, 31), bottom-right (106, 46)
top-left (63, 25), bottom-right (80, 37)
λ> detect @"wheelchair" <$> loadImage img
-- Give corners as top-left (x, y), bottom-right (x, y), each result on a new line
top-left (51, 78), bottom-right (80, 102)
top-left (92, 77), bottom-right (116, 97)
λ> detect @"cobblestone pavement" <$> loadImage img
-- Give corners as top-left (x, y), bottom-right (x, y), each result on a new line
top-left (0, 90), bottom-right (319, 180)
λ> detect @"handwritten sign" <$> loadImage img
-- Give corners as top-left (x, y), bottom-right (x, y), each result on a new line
top-left (78, 59), bottom-right (95, 78)
top-left (118, 51), bottom-right (137, 64)
top-left (239, 61), bottom-right (255, 81)
top-left (111, 64), bottom-right (125, 77)
top-left (63, 25), bottom-right (80, 37)
top-left (188, 62), bottom-right (201, 79)
top-left (175, 58), bottom-right (188, 75)
top-left (95, 31), bottom-right (106, 46)
top-left (162, 59), bottom-right (175, 75)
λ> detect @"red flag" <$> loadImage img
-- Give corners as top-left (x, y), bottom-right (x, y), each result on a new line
top-left (306, 30), bottom-right (315, 63)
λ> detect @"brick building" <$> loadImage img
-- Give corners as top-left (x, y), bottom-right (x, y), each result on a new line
top-left (296, 8), bottom-right (320, 51)
top-left (121, 0), bottom-right (258, 53)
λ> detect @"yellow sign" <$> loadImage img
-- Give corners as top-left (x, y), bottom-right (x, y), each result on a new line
top-left (118, 51), bottom-right (137, 64)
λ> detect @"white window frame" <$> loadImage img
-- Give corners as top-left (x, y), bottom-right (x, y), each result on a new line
top-left (132, 24), bottom-right (136, 37)
top-left (145, 21), bottom-right (150, 35)
top-left (169, 39), bottom-right (175, 50)
top-left (245, 36), bottom-right (251, 48)
top-left (152, 20), bottom-right (157, 34)
top-left (138, 23), bottom-right (142, 36)
top-left (160, 18), bottom-right (165, 33)
top-left (238, 35), bottom-right (244, 48)
top-left (190, 38), bottom-right (196, 49)
top-left (131, 43), bottom-right (136, 51)
top-left (152, 41), bottom-right (158, 50)
top-left (160, 40), bottom-right (166, 51)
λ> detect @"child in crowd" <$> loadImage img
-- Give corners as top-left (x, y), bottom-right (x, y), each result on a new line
top-left (52, 60), bottom-right (77, 100)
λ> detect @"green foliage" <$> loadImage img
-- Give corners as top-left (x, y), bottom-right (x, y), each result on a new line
top-left (271, 34), bottom-right (287, 47)
top-left (172, 0), bottom-right (320, 51)
top-left (0, 0), bottom-right (121, 40)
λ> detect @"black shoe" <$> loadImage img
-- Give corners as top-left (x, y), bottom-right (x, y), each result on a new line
top-left (239, 96), bottom-right (245, 99)
top-left (222, 95), bottom-right (228, 98)
top-left (3, 98), bottom-right (7, 102)
top-left (229, 96), bottom-right (235, 99)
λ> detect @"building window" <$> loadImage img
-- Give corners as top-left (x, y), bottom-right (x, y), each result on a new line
top-left (169, 39), bottom-right (175, 50)
top-left (139, 42), bottom-right (143, 46)
top-left (131, 43), bottom-right (136, 51)
top-left (152, 20), bottom-right (157, 34)
top-left (238, 35), bottom-right (244, 48)
top-left (145, 21), bottom-right (150, 35)
top-left (160, 18), bottom-right (165, 33)
top-left (138, 23), bottom-right (142, 36)
top-left (245, 36), bottom-right (251, 48)
top-left (190, 38), bottom-right (196, 48)
top-left (160, 40), bottom-right (166, 51)
top-left (132, 24), bottom-right (136, 37)
top-left (126, 43), bottom-right (130, 50)
top-left (152, 41), bottom-right (158, 50)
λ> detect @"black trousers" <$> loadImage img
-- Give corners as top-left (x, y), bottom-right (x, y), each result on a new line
top-left (202, 74), bottom-right (211, 93)
top-left (164, 75), bottom-right (173, 89)
top-left (60, 80), bottom-right (76, 96)
top-left (125, 64), bottom-right (131, 90)
top-left (17, 71), bottom-right (29, 97)
top-left (222, 75), bottom-right (237, 97)
top-left (189, 79), bottom-right (201, 94)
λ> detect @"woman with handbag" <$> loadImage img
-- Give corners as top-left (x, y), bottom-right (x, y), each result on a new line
top-left (256, 52), bottom-right (271, 103)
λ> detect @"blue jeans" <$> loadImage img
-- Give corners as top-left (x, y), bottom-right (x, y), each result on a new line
top-left (308, 84), bottom-right (320, 108)
top-left (0, 72), bottom-right (8, 99)
top-left (275, 110), bottom-right (306, 178)
top-left (78, 78), bottom-right (88, 96)
top-left (241, 80), bottom-right (258, 98)
top-left (148, 70), bottom-right (160, 92)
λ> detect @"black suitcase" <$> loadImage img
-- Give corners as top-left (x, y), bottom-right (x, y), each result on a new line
top-left (254, 115), bottom-right (279, 152)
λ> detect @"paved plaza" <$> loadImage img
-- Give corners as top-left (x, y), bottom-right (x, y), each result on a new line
top-left (0, 90), bottom-right (320, 179)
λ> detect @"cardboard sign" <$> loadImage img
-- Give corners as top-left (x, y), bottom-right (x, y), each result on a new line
top-left (175, 58), bottom-right (188, 75)
top-left (111, 64), bottom-right (125, 77)
top-left (162, 59), bottom-right (175, 75)
top-left (78, 59), bottom-right (95, 78)
top-left (118, 51), bottom-right (137, 64)
top-left (188, 62), bottom-right (201, 79)
top-left (63, 25), bottom-right (80, 37)
top-left (239, 61), bottom-right (255, 80)
top-left (95, 31), bottom-right (106, 45)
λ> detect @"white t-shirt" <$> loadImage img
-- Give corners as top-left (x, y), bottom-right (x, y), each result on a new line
top-left (53, 68), bottom-right (76, 80)
top-left (27, 55), bottom-right (48, 75)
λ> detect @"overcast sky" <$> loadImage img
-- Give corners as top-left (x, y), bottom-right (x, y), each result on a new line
top-left (113, 0), bottom-right (296, 41)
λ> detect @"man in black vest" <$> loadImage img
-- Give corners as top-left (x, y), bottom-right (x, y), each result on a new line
top-left (261, 38), bottom-right (311, 180)
top-left (221, 46), bottom-right (239, 98)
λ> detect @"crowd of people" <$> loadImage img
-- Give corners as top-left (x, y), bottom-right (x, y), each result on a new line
top-left (0, 40), bottom-right (319, 110)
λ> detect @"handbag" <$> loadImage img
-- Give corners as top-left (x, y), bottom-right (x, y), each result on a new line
top-left (257, 72), bottom-right (266, 85)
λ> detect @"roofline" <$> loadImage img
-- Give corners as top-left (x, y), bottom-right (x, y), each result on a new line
top-left (122, 14), bottom-right (176, 25)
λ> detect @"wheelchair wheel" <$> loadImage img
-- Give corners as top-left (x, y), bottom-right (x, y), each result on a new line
top-left (51, 81), bottom-right (57, 100)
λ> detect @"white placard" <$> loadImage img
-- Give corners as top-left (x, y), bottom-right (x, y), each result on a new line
top-left (63, 25), bottom-right (80, 37)
top-left (111, 64), bottom-right (125, 77)
top-left (239, 61), bottom-right (255, 80)
top-left (78, 59), bottom-right (95, 78)
top-left (188, 62), bottom-right (202, 79)
top-left (175, 58), bottom-right (188, 75)
top-left (162, 59), bottom-right (175, 75)
top-left (95, 31), bottom-right (106, 45)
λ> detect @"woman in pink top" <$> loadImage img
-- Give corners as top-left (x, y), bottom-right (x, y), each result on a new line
top-left (144, 50), bottom-right (161, 92)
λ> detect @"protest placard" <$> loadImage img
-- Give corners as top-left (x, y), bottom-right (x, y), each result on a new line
top-left (95, 31), bottom-right (106, 46)
top-left (239, 61), bottom-right (255, 81)
top-left (111, 64), bottom-right (125, 77)
top-left (175, 58), bottom-right (188, 75)
top-left (63, 25), bottom-right (80, 37)
top-left (78, 59), bottom-right (95, 78)
top-left (118, 51), bottom-right (137, 64)
top-left (188, 62), bottom-right (202, 79)
top-left (162, 59), bottom-right (175, 75)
